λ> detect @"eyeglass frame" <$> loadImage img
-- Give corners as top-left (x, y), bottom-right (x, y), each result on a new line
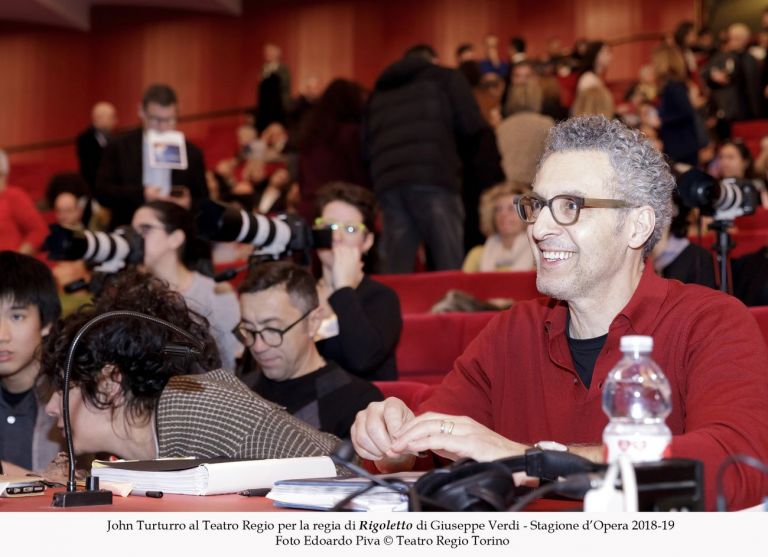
top-left (514, 193), bottom-right (636, 226)
top-left (232, 306), bottom-right (316, 348)
top-left (313, 218), bottom-right (368, 235)
top-left (133, 223), bottom-right (168, 237)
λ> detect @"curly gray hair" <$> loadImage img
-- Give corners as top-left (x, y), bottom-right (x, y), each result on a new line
top-left (539, 115), bottom-right (674, 254)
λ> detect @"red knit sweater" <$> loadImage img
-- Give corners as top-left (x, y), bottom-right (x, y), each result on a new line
top-left (421, 266), bottom-right (768, 510)
top-left (0, 186), bottom-right (48, 252)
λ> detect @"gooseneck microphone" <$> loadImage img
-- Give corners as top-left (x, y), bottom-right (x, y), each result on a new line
top-left (53, 310), bottom-right (203, 508)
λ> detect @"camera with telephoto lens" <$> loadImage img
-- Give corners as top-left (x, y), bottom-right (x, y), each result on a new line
top-left (677, 168), bottom-right (759, 221)
top-left (196, 200), bottom-right (332, 256)
top-left (44, 224), bottom-right (145, 296)
top-left (44, 225), bottom-right (144, 271)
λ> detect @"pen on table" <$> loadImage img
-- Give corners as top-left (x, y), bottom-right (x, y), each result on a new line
top-left (133, 490), bottom-right (164, 498)
top-left (239, 488), bottom-right (271, 497)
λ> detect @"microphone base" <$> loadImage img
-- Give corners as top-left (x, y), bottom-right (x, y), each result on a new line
top-left (52, 489), bottom-right (113, 508)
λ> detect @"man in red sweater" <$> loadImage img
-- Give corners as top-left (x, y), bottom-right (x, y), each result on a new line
top-left (351, 116), bottom-right (768, 510)
top-left (0, 150), bottom-right (48, 254)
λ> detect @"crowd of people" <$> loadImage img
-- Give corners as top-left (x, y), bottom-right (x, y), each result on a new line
top-left (1, 20), bottom-right (768, 511)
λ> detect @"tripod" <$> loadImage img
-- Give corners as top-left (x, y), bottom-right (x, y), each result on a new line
top-left (708, 219), bottom-right (735, 294)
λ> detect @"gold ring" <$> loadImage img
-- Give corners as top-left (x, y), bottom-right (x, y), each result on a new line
top-left (440, 420), bottom-right (455, 435)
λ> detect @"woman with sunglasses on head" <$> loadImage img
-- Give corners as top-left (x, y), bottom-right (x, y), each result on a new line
top-left (131, 200), bottom-right (241, 371)
top-left (313, 182), bottom-right (402, 381)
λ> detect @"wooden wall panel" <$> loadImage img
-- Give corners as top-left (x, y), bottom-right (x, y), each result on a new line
top-left (1, 0), bottom-right (698, 156)
top-left (294, 2), bottom-right (355, 87)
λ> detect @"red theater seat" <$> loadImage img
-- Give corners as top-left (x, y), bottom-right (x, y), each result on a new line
top-left (396, 311), bottom-right (497, 383)
top-left (373, 270), bottom-right (540, 314)
top-left (373, 381), bottom-right (437, 411)
top-left (736, 208), bottom-right (768, 231)
top-left (213, 260), bottom-right (249, 290)
top-left (689, 231), bottom-right (766, 259)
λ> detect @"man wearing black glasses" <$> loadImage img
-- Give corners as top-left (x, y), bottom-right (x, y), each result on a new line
top-left (351, 116), bottom-right (768, 510)
top-left (237, 261), bottom-right (382, 439)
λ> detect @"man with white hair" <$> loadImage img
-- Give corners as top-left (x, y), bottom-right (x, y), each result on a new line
top-left (0, 150), bottom-right (48, 254)
top-left (703, 22), bottom-right (761, 131)
top-left (76, 101), bottom-right (117, 191)
top-left (351, 116), bottom-right (768, 511)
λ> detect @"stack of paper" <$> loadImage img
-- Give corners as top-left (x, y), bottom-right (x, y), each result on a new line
top-left (92, 456), bottom-right (336, 496)
top-left (267, 472), bottom-right (423, 511)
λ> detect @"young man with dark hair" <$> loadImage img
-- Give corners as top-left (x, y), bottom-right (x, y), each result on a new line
top-left (236, 261), bottom-right (382, 438)
top-left (0, 251), bottom-right (63, 474)
top-left (95, 83), bottom-right (208, 229)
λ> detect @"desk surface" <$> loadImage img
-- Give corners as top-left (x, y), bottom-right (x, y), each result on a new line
top-left (0, 489), bottom-right (579, 512)
top-left (0, 489), bottom-right (283, 512)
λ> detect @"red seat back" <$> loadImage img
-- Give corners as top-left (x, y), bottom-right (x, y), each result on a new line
top-left (372, 381), bottom-right (437, 411)
top-left (373, 270), bottom-right (540, 314)
top-left (735, 208), bottom-right (768, 231)
top-left (395, 311), bottom-right (497, 384)
top-left (689, 231), bottom-right (767, 259)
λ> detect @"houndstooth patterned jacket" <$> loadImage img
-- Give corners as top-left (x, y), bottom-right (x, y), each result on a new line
top-left (156, 369), bottom-right (340, 459)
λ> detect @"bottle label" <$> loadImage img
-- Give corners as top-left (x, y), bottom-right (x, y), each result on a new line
top-left (603, 432), bottom-right (672, 463)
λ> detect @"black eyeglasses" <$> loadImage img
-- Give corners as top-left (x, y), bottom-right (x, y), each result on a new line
top-left (515, 193), bottom-right (635, 226)
top-left (232, 307), bottom-right (315, 348)
top-left (133, 223), bottom-right (167, 237)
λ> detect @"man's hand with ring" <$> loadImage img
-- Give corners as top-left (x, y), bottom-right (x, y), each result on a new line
top-left (390, 412), bottom-right (529, 462)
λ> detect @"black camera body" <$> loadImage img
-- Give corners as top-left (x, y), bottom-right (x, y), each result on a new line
top-left (677, 168), bottom-right (759, 221)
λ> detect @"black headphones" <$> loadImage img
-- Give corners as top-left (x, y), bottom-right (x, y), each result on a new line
top-left (331, 441), bottom-right (600, 512)
top-left (413, 456), bottom-right (527, 511)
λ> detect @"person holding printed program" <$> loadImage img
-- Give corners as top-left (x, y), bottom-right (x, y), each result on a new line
top-left (351, 116), bottom-right (768, 510)
top-left (96, 83), bottom-right (207, 229)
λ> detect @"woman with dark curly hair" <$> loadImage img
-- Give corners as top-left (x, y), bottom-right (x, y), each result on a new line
top-left (41, 270), bottom-right (339, 461)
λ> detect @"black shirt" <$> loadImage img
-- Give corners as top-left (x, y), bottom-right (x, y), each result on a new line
top-left (0, 387), bottom-right (36, 470)
top-left (252, 360), bottom-right (383, 439)
top-left (732, 247), bottom-right (768, 306)
top-left (316, 276), bottom-right (402, 381)
top-left (660, 243), bottom-right (717, 289)
top-left (566, 315), bottom-right (608, 389)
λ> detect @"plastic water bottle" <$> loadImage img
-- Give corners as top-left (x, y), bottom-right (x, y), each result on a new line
top-left (602, 335), bottom-right (672, 463)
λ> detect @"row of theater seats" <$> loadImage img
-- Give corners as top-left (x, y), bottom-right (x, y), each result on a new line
top-left (391, 305), bottom-right (768, 386)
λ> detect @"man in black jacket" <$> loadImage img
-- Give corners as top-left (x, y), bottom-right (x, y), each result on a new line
top-left (702, 23), bottom-right (761, 137)
top-left (95, 84), bottom-right (207, 229)
top-left (364, 44), bottom-right (486, 273)
top-left (76, 101), bottom-right (117, 192)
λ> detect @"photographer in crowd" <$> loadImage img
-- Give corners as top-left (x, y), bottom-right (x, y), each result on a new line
top-left (313, 182), bottom-right (402, 381)
top-left (131, 201), bottom-right (241, 371)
